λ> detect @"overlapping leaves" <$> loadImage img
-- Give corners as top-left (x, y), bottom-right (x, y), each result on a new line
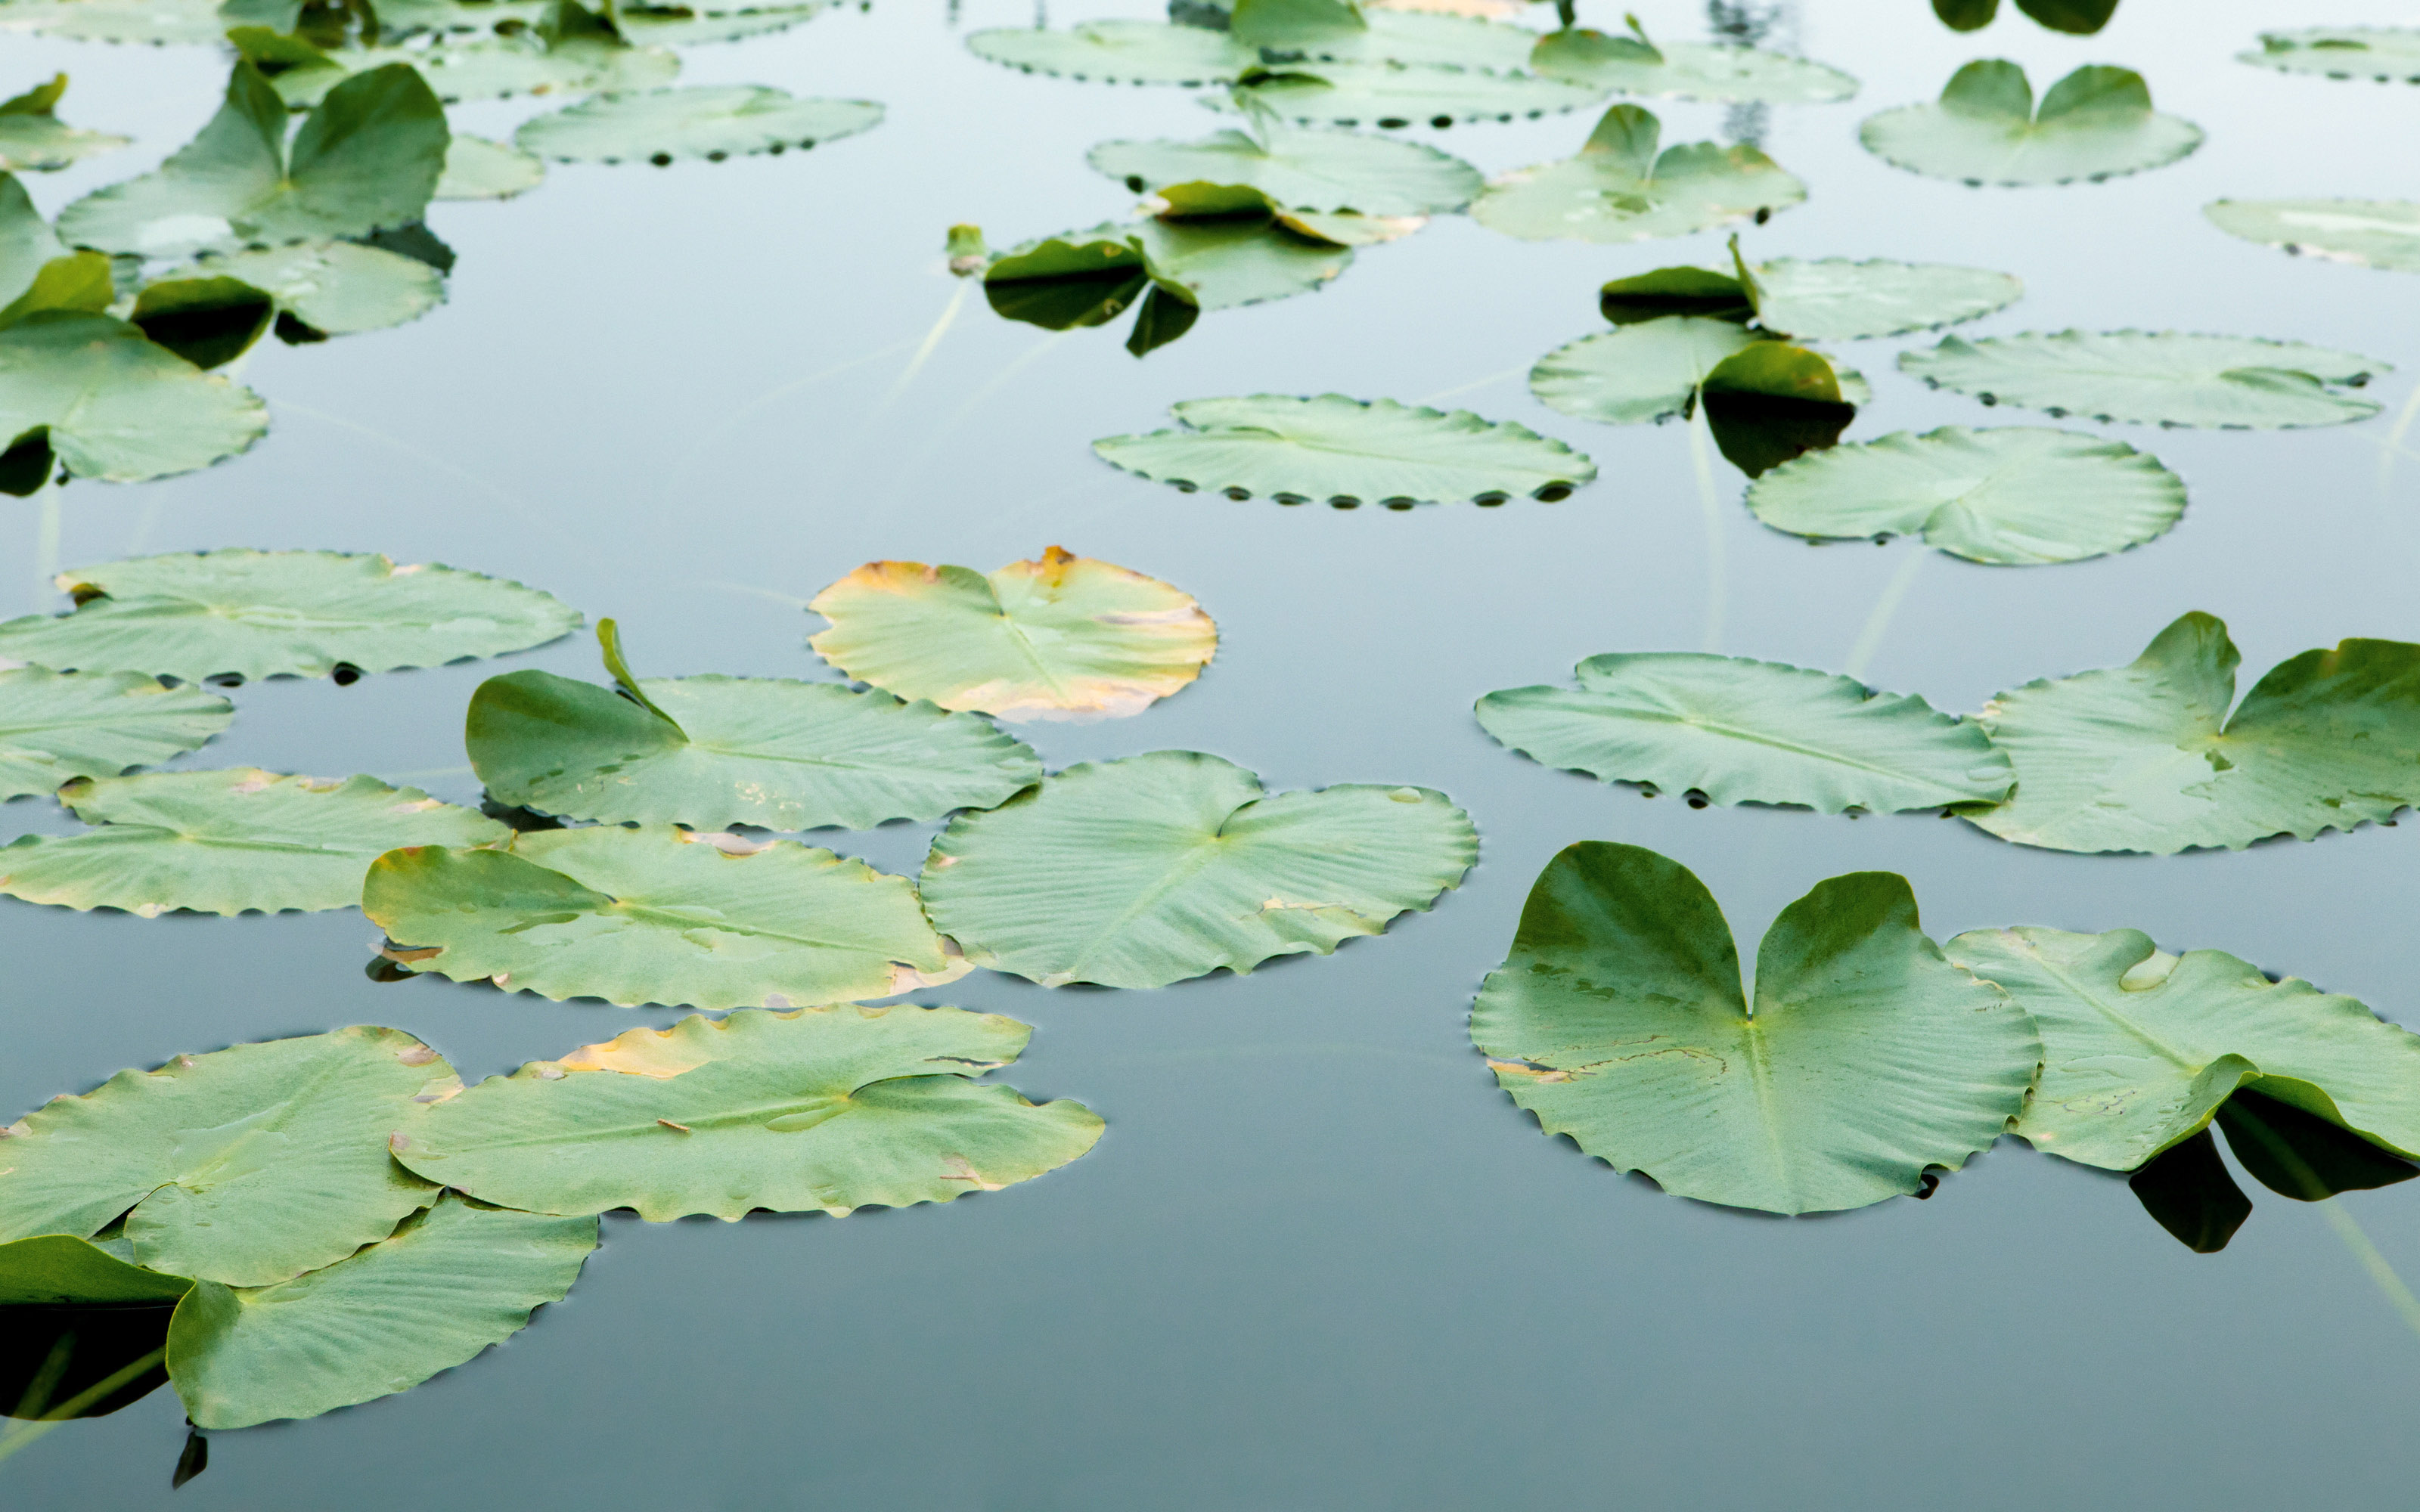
top-left (1860, 61), bottom-right (2201, 187)
top-left (1473, 104), bottom-right (1804, 243)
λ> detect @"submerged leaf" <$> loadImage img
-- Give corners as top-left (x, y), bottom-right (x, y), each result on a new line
top-left (1473, 104), bottom-right (1804, 243)
top-left (1860, 60), bottom-right (2201, 187)
top-left (167, 1195), bottom-right (595, 1430)
top-left (516, 85), bottom-right (880, 164)
top-left (1965, 612), bottom-right (2420, 854)
top-left (1225, 60), bottom-right (1605, 129)
top-left (0, 770), bottom-right (507, 915)
top-left (1478, 653), bottom-right (2011, 813)
top-left (0, 1026), bottom-right (455, 1287)
top-left (2239, 28), bottom-right (2420, 84)
top-left (1744, 426), bottom-right (2186, 564)
top-left (363, 825), bottom-right (968, 1009)
top-left (1529, 28), bottom-right (1857, 104)
top-left (919, 750), bottom-right (1477, 990)
top-left (0, 313), bottom-right (266, 482)
top-left (808, 547), bottom-right (1215, 723)
top-left (1089, 125), bottom-right (1479, 215)
top-left (389, 1007), bottom-right (1103, 1220)
top-left (1900, 330), bottom-right (2387, 429)
top-left (1472, 843), bottom-right (2037, 1215)
top-left (2204, 199), bottom-right (2420, 274)
top-left (0, 550), bottom-right (582, 682)
top-left (1094, 394), bottom-right (1594, 507)
top-left (0, 73), bottom-right (129, 171)
top-left (0, 667), bottom-right (231, 801)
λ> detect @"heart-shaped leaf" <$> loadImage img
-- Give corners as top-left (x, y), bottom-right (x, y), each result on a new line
top-left (1860, 61), bottom-right (2201, 186)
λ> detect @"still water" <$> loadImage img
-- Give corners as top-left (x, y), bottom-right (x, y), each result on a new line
top-left (7, 0), bottom-right (2420, 1504)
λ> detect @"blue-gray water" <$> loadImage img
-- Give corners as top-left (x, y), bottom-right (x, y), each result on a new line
top-left (8, 0), bottom-right (2420, 1504)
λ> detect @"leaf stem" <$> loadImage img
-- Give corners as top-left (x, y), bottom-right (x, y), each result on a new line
top-left (1686, 404), bottom-right (1724, 653)
top-left (2378, 380), bottom-right (2420, 500)
top-left (1844, 550), bottom-right (1925, 680)
top-left (0, 1345), bottom-right (169, 1467)
top-left (2318, 1201), bottom-right (2420, 1343)
top-left (878, 279), bottom-right (972, 411)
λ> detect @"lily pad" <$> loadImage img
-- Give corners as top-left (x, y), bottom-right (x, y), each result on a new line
top-left (467, 621), bottom-right (1041, 831)
top-left (2204, 199), bottom-right (2420, 274)
top-left (515, 85), bottom-right (881, 164)
top-left (1472, 842), bottom-right (2037, 1215)
top-left (0, 769), bottom-right (507, 915)
top-left (1859, 61), bottom-right (2202, 187)
top-left (1092, 394), bottom-right (1595, 507)
top-left (0, 667), bottom-right (231, 801)
top-left (0, 0), bottom-right (225, 45)
top-left (1744, 256), bottom-right (2022, 341)
top-left (1226, 61), bottom-right (1606, 129)
top-left (1088, 125), bottom-right (1480, 215)
top-left (967, 20), bottom-right (1258, 85)
top-left (0, 550), bottom-right (582, 682)
top-left (1529, 25), bottom-right (1857, 104)
top-left (1743, 426), bottom-right (2186, 564)
top-left (808, 547), bottom-right (1216, 723)
top-left (1965, 612), bottom-right (2420, 854)
top-left (436, 134), bottom-right (547, 200)
top-left (389, 1006), bottom-right (1103, 1220)
top-left (1472, 104), bottom-right (1805, 243)
top-left (0, 1026), bottom-right (455, 1287)
top-left (57, 61), bottom-right (447, 259)
top-left (1528, 317), bottom-right (1868, 426)
top-left (256, 23), bottom-right (682, 110)
top-left (1477, 653), bottom-right (2011, 813)
top-left (0, 172), bottom-right (60, 299)
top-left (0, 74), bottom-right (128, 171)
top-left (0, 313), bottom-right (267, 482)
top-left (167, 1194), bottom-right (596, 1430)
top-left (918, 750), bottom-right (1477, 990)
top-left (169, 240), bottom-right (444, 338)
top-left (1900, 330), bottom-right (2386, 429)
top-left (617, 3), bottom-right (828, 47)
top-left (363, 825), bottom-right (969, 1009)
top-left (1696, 340), bottom-right (1858, 476)
top-left (2239, 28), bottom-right (2420, 84)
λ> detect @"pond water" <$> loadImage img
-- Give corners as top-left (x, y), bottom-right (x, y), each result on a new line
top-left (6, 0), bottom-right (2420, 1505)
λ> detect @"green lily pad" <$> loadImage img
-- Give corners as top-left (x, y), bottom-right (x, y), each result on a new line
top-left (0, 550), bottom-right (582, 682)
top-left (967, 20), bottom-right (1258, 85)
top-left (1860, 61), bottom-right (2202, 187)
top-left (162, 240), bottom-right (442, 340)
top-left (268, 34), bottom-right (680, 110)
top-left (466, 621), bottom-right (1041, 831)
top-left (367, 0), bottom-right (553, 36)
top-left (1472, 842), bottom-right (2037, 1215)
top-left (389, 1006), bottom-right (1103, 1220)
top-left (515, 85), bottom-right (881, 164)
top-left (2204, 199), bottom-right (2420, 274)
top-left (0, 667), bottom-right (232, 801)
top-left (1743, 426), bottom-right (2186, 564)
top-left (363, 825), bottom-right (970, 1009)
top-left (1092, 393), bottom-right (1595, 507)
top-left (0, 0), bottom-right (225, 45)
top-left (1528, 317), bottom-right (1867, 426)
top-left (1745, 256), bottom-right (2022, 341)
top-left (0, 74), bottom-right (129, 171)
top-left (1125, 204), bottom-right (1357, 306)
top-left (0, 1026), bottom-right (455, 1287)
top-left (2239, 28), bottom-right (2420, 84)
top-left (167, 1194), bottom-right (596, 1430)
top-left (1477, 653), bottom-right (2011, 813)
top-left (0, 769), bottom-right (508, 915)
top-left (1472, 104), bottom-right (1804, 243)
top-left (1945, 927), bottom-right (2420, 1173)
top-left (808, 547), bottom-right (1217, 723)
top-left (617, 3), bottom-right (829, 47)
top-left (1965, 612), bottom-right (2420, 854)
top-left (57, 61), bottom-right (447, 259)
top-left (1226, 61), bottom-right (1606, 129)
top-left (1088, 125), bottom-right (1480, 215)
top-left (918, 750), bottom-right (1478, 990)
top-left (126, 274), bottom-right (274, 369)
top-left (436, 134), bottom-right (547, 200)
top-left (1900, 330), bottom-right (2387, 429)
top-left (1529, 26), bottom-right (1857, 104)
top-left (0, 172), bottom-right (61, 301)
top-left (1696, 340), bottom-right (1858, 476)
top-left (0, 312), bottom-right (266, 483)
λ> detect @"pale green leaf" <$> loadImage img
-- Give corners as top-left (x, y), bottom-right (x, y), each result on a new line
top-left (0, 172), bottom-right (62, 308)
top-left (178, 240), bottom-right (443, 334)
top-left (389, 1006), bottom-right (1103, 1220)
top-left (0, 313), bottom-right (265, 482)
top-left (0, 0), bottom-right (225, 45)
top-left (1528, 317), bottom-right (1867, 426)
top-left (1472, 842), bottom-right (2037, 1214)
top-left (1088, 125), bottom-right (1480, 215)
top-left (270, 38), bottom-right (680, 110)
top-left (1859, 61), bottom-right (2202, 186)
top-left (919, 750), bottom-right (1477, 990)
top-left (1126, 210), bottom-right (1354, 307)
top-left (435, 134), bottom-right (546, 200)
top-left (1474, 104), bottom-right (1804, 243)
top-left (617, 3), bottom-right (830, 47)
top-left (1899, 330), bottom-right (2387, 429)
top-left (0, 666), bottom-right (231, 801)
top-left (0, 73), bottom-right (129, 171)
top-left (0, 769), bottom-right (508, 915)
top-left (967, 20), bottom-right (1258, 85)
top-left (516, 85), bottom-right (881, 164)
top-left (2239, 28), bottom-right (2420, 83)
top-left (1225, 61), bottom-right (1606, 129)
top-left (1530, 29), bottom-right (1857, 104)
top-left (363, 825), bottom-right (970, 1009)
top-left (0, 1025), bottom-right (455, 1287)
top-left (1749, 256), bottom-right (2021, 341)
top-left (2204, 199), bottom-right (2420, 274)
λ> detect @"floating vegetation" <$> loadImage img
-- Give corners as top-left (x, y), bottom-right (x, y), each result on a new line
top-left (1476, 654), bottom-right (2012, 813)
top-left (2238, 28), bottom-right (2420, 84)
top-left (1224, 60), bottom-right (1606, 129)
top-left (388, 1007), bottom-right (1103, 1220)
top-left (964, 4), bottom-right (1538, 87)
top-left (1528, 317), bottom-right (1866, 457)
top-left (0, 550), bottom-right (582, 682)
top-left (1087, 122), bottom-right (1481, 215)
top-left (0, 0), bottom-right (228, 45)
top-left (435, 135), bottom-right (548, 200)
top-left (515, 85), bottom-right (883, 165)
top-left (1900, 330), bottom-right (2387, 428)
top-left (172, 241), bottom-right (446, 338)
top-left (1963, 612), bottom-right (2420, 854)
top-left (919, 751), bottom-right (1476, 990)
top-left (0, 312), bottom-right (269, 482)
top-left (808, 547), bottom-right (1216, 723)
top-left (0, 668), bottom-right (231, 801)
top-left (1528, 17), bottom-right (1857, 103)
top-left (0, 770), bottom-right (507, 915)
top-left (466, 620), bottom-right (1041, 831)
top-left (363, 825), bottom-right (969, 1008)
top-left (1091, 394), bottom-right (1595, 507)
top-left (0, 74), bottom-right (128, 171)
top-left (1932, 0), bottom-right (2119, 35)
top-left (1744, 426), bottom-right (2187, 563)
top-left (2203, 199), bottom-right (2420, 274)
top-left (1602, 243), bottom-right (2022, 341)
top-left (1859, 61), bottom-right (2202, 187)
top-left (1472, 104), bottom-right (1804, 243)
top-left (1472, 843), bottom-right (2039, 1216)
top-left (966, 20), bottom-right (1261, 85)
